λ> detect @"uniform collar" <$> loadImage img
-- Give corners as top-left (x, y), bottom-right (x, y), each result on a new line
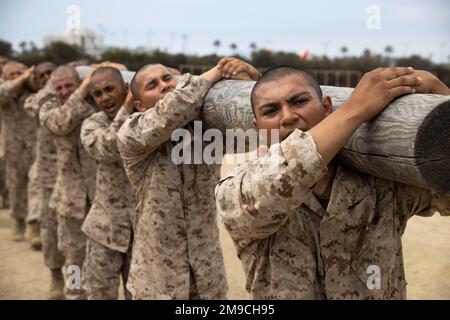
top-left (318, 165), bottom-right (370, 223)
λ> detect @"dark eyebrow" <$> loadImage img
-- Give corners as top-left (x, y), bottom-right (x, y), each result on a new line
top-left (259, 102), bottom-right (279, 112)
top-left (288, 91), bottom-right (311, 102)
top-left (144, 79), bottom-right (157, 89)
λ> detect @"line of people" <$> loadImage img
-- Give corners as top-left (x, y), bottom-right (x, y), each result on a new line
top-left (0, 54), bottom-right (449, 300)
top-left (0, 56), bottom-right (259, 299)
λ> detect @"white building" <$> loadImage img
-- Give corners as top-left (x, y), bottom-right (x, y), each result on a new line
top-left (43, 28), bottom-right (105, 57)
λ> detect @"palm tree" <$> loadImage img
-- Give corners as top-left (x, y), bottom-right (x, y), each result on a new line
top-left (384, 45), bottom-right (394, 57)
top-left (213, 40), bottom-right (221, 55)
top-left (19, 41), bottom-right (27, 53)
top-left (340, 46), bottom-right (348, 57)
top-left (230, 43), bottom-right (238, 55)
top-left (249, 42), bottom-right (257, 53)
top-left (29, 41), bottom-right (38, 52)
top-left (385, 45), bottom-right (394, 66)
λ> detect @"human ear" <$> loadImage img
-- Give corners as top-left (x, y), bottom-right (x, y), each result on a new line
top-left (134, 100), bottom-right (145, 112)
top-left (322, 95), bottom-right (333, 116)
top-left (252, 118), bottom-right (258, 130)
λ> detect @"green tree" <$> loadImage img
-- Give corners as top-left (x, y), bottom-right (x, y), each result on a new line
top-left (251, 49), bottom-right (276, 68)
top-left (213, 40), bottom-right (221, 55)
top-left (384, 45), bottom-right (394, 57)
top-left (0, 39), bottom-right (13, 57)
top-left (42, 42), bottom-right (90, 65)
top-left (230, 43), bottom-right (238, 55)
top-left (19, 41), bottom-right (27, 53)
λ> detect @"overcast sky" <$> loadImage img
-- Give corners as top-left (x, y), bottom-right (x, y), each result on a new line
top-left (0, 0), bottom-right (449, 62)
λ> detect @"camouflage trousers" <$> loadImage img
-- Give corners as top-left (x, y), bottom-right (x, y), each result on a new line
top-left (0, 158), bottom-right (8, 207)
top-left (188, 266), bottom-right (201, 300)
top-left (83, 237), bottom-right (132, 300)
top-left (26, 163), bottom-right (40, 223)
top-left (57, 214), bottom-right (87, 299)
top-left (5, 153), bottom-right (32, 220)
top-left (40, 187), bottom-right (65, 269)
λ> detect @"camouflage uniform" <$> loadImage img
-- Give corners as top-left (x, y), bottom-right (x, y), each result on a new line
top-left (0, 81), bottom-right (36, 221)
top-left (80, 108), bottom-right (135, 300)
top-left (0, 129), bottom-right (7, 208)
top-left (26, 164), bottom-right (40, 222)
top-left (24, 84), bottom-right (53, 223)
top-left (0, 156), bottom-right (7, 208)
top-left (216, 129), bottom-right (450, 300)
top-left (24, 83), bottom-right (65, 269)
top-left (0, 79), bottom-right (5, 208)
top-left (0, 77), bottom-right (7, 207)
top-left (117, 74), bottom-right (228, 300)
top-left (40, 90), bottom-right (97, 299)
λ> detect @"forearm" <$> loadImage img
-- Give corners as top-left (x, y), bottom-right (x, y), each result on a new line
top-left (200, 65), bottom-right (222, 84)
top-left (82, 127), bottom-right (122, 163)
top-left (308, 103), bottom-right (364, 164)
top-left (119, 74), bottom-right (211, 154)
top-left (11, 74), bottom-right (28, 90)
top-left (430, 78), bottom-right (450, 95)
top-left (42, 90), bottom-right (94, 135)
top-left (0, 81), bottom-right (16, 105)
top-left (110, 107), bottom-right (130, 134)
top-left (81, 108), bottom-right (129, 163)
top-left (24, 94), bottom-right (40, 118)
top-left (216, 130), bottom-right (327, 239)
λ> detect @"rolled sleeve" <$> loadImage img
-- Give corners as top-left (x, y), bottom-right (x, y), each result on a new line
top-left (39, 90), bottom-right (94, 136)
top-left (216, 129), bottom-right (327, 240)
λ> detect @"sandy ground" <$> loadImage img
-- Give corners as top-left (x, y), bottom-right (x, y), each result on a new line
top-left (0, 209), bottom-right (50, 299)
top-left (0, 208), bottom-right (449, 300)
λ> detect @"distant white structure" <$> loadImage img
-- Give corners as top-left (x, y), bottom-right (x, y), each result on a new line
top-left (43, 28), bottom-right (105, 57)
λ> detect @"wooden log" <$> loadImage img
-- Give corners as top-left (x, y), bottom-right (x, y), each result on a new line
top-left (202, 80), bottom-right (450, 194)
top-left (76, 66), bottom-right (135, 83)
top-left (75, 67), bottom-right (450, 193)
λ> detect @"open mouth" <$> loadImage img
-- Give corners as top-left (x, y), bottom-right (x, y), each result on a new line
top-left (103, 102), bottom-right (116, 112)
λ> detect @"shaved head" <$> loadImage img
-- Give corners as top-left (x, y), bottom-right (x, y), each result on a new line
top-left (2, 61), bottom-right (27, 81)
top-left (88, 66), bottom-right (128, 119)
top-left (35, 61), bottom-right (57, 76)
top-left (129, 63), bottom-right (177, 112)
top-left (51, 65), bottom-right (80, 82)
top-left (3, 61), bottom-right (27, 74)
top-left (130, 64), bottom-right (171, 100)
top-left (35, 61), bottom-right (57, 89)
top-left (50, 65), bottom-right (80, 103)
top-left (90, 66), bottom-right (124, 86)
top-left (251, 66), bottom-right (322, 114)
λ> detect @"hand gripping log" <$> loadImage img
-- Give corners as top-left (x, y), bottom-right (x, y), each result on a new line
top-left (76, 67), bottom-right (450, 193)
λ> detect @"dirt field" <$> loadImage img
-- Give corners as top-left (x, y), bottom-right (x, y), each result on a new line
top-left (0, 208), bottom-right (449, 300)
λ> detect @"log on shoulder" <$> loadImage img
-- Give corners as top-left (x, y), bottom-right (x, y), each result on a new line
top-left (76, 67), bottom-right (450, 193)
top-left (202, 80), bottom-right (450, 194)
